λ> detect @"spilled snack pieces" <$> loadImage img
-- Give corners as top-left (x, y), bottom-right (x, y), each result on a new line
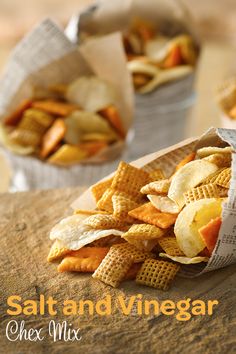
top-left (48, 144), bottom-right (232, 291)
top-left (123, 18), bottom-right (199, 93)
top-left (0, 76), bottom-right (126, 165)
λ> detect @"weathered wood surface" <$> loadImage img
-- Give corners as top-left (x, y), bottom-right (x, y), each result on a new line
top-left (0, 188), bottom-right (236, 354)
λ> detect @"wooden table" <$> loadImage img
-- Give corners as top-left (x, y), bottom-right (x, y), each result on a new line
top-left (0, 188), bottom-right (236, 353)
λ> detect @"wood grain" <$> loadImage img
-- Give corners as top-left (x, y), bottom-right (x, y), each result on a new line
top-left (0, 188), bottom-right (236, 353)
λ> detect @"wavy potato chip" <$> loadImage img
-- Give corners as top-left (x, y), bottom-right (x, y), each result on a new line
top-left (48, 144), bottom-right (87, 166)
top-left (159, 253), bottom-right (209, 264)
top-left (148, 195), bottom-right (181, 214)
top-left (50, 215), bottom-right (124, 250)
top-left (0, 124), bottom-right (35, 155)
top-left (65, 111), bottom-right (118, 138)
top-left (197, 146), bottom-right (232, 158)
top-left (138, 66), bottom-right (193, 94)
top-left (141, 179), bottom-right (170, 195)
top-left (174, 198), bottom-right (223, 257)
top-left (168, 160), bottom-right (219, 208)
top-left (66, 76), bottom-right (118, 112)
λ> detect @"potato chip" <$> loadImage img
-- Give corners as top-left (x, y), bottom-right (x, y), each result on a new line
top-left (141, 179), bottom-right (170, 195)
top-left (138, 66), bottom-right (193, 94)
top-left (10, 129), bottom-right (41, 147)
top-left (111, 161), bottom-right (150, 198)
top-left (40, 119), bottom-right (66, 158)
top-left (136, 258), bottom-right (180, 291)
top-left (175, 152), bottom-right (196, 171)
top-left (50, 214), bottom-right (124, 250)
top-left (197, 146), bottom-right (232, 158)
top-left (66, 76), bottom-right (118, 113)
top-left (168, 160), bottom-right (219, 208)
top-left (32, 99), bottom-right (78, 116)
top-left (122, 224), bottom-right (164, 241)
top-left (214, 167), bottom-right (231, 189)
top-left (112, 243), bottom-right (155, 263)
top-left (129, 202), bottom-right (177, 229)
top-left (184, 183), bottom-right (220, 204)
top-left (65, 111), bottom-right (118, 138)
top-left (159, 253), bottom-right (209, 264)
top-left (127, 60), bottom-right (158, 78)
top-left (158, 235), bottom-right (185, 257)
top-left (98, 105), bottom-right (126, 139)
top-left (48, 144), bottom-right (87, 166)
top-left (0, 123), bottom-right (35, 155)
top-left (92, 246), bottom-right (133, 287)
top-left (149, 169), bottom-right (165, 182)
top-left (91, 177), bottom-right (113, 203)
top-left (204, 153), bottom-right (231, 168)
top-left (174, 198), bottom-right (223, 257)
top-left (148, 195), bottom-right (181, 214)
top-left (47, 240), bottom-right (70, 262)
top-left (4, 99), bottom-right (32, 126)
top-left (84, 214), bottom-right (127, 230)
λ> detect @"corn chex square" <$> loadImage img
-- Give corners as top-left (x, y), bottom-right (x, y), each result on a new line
top-left (158, 236), bottom-right (185, 256)
top-left (136, 258), bottom-right (180, 291)
top-left (112, 243), bottom-right (155, 263)
top-left (214, 167), bottom-right (231, 189)
top-left (184, 183), bottom-right (220, 204)
top-left (92, 247), bottom-right (133, 287)
top-left (91, 177), bottom-right (113, 203)
top-left (111, 161), bottom-right (150, 197)
top-left (123, 224), bottom-right (165, 241)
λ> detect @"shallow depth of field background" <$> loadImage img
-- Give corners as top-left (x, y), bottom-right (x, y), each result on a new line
top-left (0, 0), bottom-right (236, 137)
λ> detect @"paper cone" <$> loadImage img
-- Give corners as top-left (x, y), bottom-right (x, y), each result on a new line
top-left (0, 19), bottom-right (134, 190)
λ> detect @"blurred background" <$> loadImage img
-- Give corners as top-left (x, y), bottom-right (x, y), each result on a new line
top-left (0, 0), bottom-right (236, 137)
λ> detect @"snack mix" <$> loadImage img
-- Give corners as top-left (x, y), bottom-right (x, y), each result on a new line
top-left (48, 146), bottom-right (232, 290)
top-left (123, 19), bottom-right (199, 93)
top-left (0, 76), bottom-right (125, 165)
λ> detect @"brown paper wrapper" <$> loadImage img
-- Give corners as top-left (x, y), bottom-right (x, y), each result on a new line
top-left (71, 127), bottom-right (236, 277)
top-left (0, 19), bottom-right (134, 190)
